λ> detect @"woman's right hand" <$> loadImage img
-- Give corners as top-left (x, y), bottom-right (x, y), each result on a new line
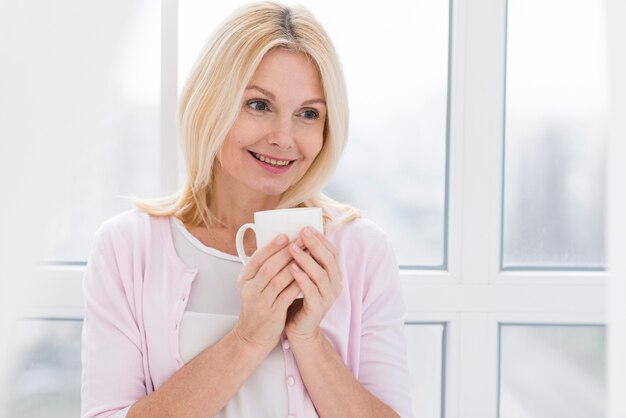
top-left (233, 234), bottom-right (302, 353)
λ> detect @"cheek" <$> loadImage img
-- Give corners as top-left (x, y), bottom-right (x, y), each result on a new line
top-left (224, 115), bottom-right (256, 148)
top-left (315, 134), bottom-right (325, 157)
top-left (303, 128), bottom-right (325, 159)
top-left (311, 141), bottom-right (323, 160)
top-left (217, 134), bottom-right (243, 170)
top-left (222, 123), bottom-right (253, 157)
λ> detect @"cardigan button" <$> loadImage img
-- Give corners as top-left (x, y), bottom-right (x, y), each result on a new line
top-left (286, 376), bottom-right (295, 387)
top-left (282, 340), bottom-right (290, 350)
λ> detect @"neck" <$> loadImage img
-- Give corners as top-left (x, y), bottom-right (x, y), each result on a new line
top-left (208, 167), bottom-right (282, 234)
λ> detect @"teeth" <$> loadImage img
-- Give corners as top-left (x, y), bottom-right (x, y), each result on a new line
top-left (253, 152), bottom-right (291, 167)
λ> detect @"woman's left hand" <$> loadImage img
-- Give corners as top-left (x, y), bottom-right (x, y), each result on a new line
top-left (284, 226), bottom-right (343, 342)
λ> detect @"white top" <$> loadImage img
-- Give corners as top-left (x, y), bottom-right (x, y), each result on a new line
top-left (170, 217), bottom-right (289, 418)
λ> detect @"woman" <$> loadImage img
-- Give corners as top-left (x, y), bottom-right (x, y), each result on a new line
top-left (81, 2), bottom-right (413, 417)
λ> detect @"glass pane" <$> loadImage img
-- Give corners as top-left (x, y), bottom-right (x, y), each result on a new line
top-left (3, 1), bottom-right (161, 262)
top-left (406, 323), bottom-right (445, 418)
top-left (178, 0), bottom-right (450, 267)
top-left (502, 0), bottom-right (609, 269)
top-left (499, 324), bottom-right (605, 418)
top-left (5, 320), bottom-right (82, 418)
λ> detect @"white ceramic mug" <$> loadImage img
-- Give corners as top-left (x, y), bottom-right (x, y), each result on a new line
top-left (235, 207), bottom-right (323, 264)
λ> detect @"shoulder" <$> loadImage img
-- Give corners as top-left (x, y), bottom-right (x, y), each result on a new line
top-left (326, 214), bottom-right (401, 299)
top-left (326, 212), bottom-right (393, 256)
top-left (88, 209), bottom-right (172, 280)
top-left (326, 206), bottom-right (388, 240)
top-left (95, 208), bottom-right (154, 240)
top-left (94, 208), bottom-right (165, 249)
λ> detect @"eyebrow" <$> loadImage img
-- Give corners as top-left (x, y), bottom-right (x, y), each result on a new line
top-left (246, 84), bottom-right (326, 107)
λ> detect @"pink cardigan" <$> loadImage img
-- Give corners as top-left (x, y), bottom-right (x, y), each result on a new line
top-left (81, 209), bottom-right (413, 418)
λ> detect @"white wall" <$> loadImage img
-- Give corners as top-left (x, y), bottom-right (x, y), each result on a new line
top-left (606, 0), bottom-right (626, 416)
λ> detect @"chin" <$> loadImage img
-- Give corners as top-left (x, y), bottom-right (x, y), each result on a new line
top-left (252, 182), bottom-right (291, 197)
top-left (261, 187), bottom-right (290, 197)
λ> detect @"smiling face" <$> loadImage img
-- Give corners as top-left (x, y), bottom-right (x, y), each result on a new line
top-left (214, 48), bottom-right (327, 202)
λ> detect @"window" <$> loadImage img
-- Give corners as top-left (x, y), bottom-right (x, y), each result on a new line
top-left (502, 0), bottom-right (608, 270)
top-left (498, 324), bottom-right (605, 417)
top-left (5, 320), bottom-right (82, 418)
top-left (28, 0), bottom-right (161, 263)
top-left (406, 323), bottom-right (446, 417)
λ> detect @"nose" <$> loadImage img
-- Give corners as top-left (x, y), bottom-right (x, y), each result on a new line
top-left (267, 115), bottom-right (294, 149)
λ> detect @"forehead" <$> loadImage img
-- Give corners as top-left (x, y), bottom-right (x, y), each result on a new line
top-left (248, 48), bottom-right (324, 99)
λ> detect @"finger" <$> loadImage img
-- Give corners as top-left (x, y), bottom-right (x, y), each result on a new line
top-left (239, 234), bottom-right (289, 282)
top-left (307, 226), bottom-right (335, 254)
top-left (295, 232), bottom-right (343, 299)
top-left (274, 279), bottom-right (303, 311)
top-left (290, 263), bottom-right (323, 303)
top-left (298, 228), bottom-right (336, 273)
top-left (245, 245), bottom-right (297, 297)
top-left (288, 242), bottom-right (330, 296)
top-left (289, 240), bottom-right (326, 279)
top-left (260, 261), bottom-right (296, 300)
top-left (301, 229), bottom-right (342, 283)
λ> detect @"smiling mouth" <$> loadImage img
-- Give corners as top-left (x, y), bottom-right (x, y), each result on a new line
top-left (248, 151), bottom-right (295, 167)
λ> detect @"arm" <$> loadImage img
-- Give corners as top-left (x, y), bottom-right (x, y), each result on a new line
top-left (81, 227), bottom-right (151, 418)
top-left (354, 233), bottom-right (413, 418)
top-left (285, 227), bottom-right (410, 418)
top-left (288, 329), bottom-right (399, 418)
top-left (82, 229), bottom-right (301, 418)
top-left (127, 329), bottom-right (269, 418)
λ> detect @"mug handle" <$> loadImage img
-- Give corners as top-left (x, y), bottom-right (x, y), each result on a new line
top-left (235, 223), bottom-right (256, 264)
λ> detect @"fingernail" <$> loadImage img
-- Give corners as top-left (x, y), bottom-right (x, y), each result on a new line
top-left (275, 234), bottom-right (287, 244)
top-left (303, 227), bottom-right (313, 237)
top-left (291, 263), bottom-right (301, 272)
top-left (294, 238), bottom-right (305, 249)
top-left (291, 242), bottom-right (302, 253)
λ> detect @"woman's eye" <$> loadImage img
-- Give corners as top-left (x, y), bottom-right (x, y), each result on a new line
top-left (247, 100), bottom-right (269, 112)
top-left (300, 109), bottom-right (319, 120)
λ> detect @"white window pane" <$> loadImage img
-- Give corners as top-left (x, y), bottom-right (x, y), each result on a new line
top-left (499, 325), bottom-right (605, 418)
top-left (6, 1), bottom-right (161, 262)
top-left (178, 0), bottom-right (449, 267)
top-left (502, 0), bottom-right (608, 269)
top-left (5, 320), bottom-right (82, 417)
top-left (406, 323), bottom-right (445, 418)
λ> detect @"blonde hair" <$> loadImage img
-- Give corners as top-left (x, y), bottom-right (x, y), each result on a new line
top-left (130, 1), bottom-right (360, 229)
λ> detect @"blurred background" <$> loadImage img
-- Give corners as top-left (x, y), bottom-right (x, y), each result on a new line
top-left (0, 0), bottom-right (624, 417)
